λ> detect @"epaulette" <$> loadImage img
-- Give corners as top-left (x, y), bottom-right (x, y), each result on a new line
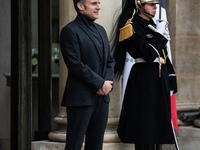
top-left (119, 18), bottom-right (135, 42)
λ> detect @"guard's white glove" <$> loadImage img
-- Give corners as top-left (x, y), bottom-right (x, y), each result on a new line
top-left (156, 20), bottom-right (170, 40)
top-left (156, 20), bottom-right (166, 34)
top-left (170, 90), bottom-right (174, 96)
top-left (148, 20), bottom-right (170, 41)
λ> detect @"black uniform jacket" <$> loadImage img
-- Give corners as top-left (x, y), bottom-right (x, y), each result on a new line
top-left (60, 13), bottom-right (115, 107)
top-left (117, 14), bottom-right (178, 144)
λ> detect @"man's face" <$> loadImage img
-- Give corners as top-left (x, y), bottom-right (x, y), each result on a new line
top-left (140, 3), bottom-right (157, 20)
top-left (78, 0), bottom-right (101, 20)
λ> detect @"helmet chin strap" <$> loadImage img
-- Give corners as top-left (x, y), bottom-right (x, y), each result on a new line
top-left (140, 5), bottom-right (155, 17)
top-left (144, 10), bottom-right (155, 17)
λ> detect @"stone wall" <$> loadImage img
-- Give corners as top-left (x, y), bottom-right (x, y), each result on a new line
top-left (169, 0), bottom-right (200, 112)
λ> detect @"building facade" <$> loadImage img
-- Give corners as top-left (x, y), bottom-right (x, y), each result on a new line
top-left (0, 0), bottom-right (200, 150)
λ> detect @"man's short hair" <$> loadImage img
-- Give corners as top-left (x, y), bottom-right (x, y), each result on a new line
top-left (73, 0), bottom-right (86, 12)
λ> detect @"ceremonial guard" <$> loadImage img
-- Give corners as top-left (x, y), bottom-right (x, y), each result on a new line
top-left (112, 0), bottom-right (178, 150)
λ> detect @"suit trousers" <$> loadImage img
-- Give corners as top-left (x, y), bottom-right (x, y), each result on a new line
top-left (65, 97), bottom-right (109, 150)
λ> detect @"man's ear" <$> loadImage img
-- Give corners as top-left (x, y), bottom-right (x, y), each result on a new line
top-left (77, 2), bottom-right (85, 11)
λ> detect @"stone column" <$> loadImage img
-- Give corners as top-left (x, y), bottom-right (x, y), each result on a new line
top-left (170, 0), bottom-right (200, 112)
top-left (168, 0), bottom-right (200, 124)
top-left (161, 1), bottom-right (200, 150)
top-left (49, 1), bottom-right (135, 149)
top-left (48, 0), bottom-right (76, 142)
top-left (194, 107), bottom-right (200, 128)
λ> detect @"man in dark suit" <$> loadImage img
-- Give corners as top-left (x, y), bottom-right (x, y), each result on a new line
top-left (60, 0), bottom-right (115, 149)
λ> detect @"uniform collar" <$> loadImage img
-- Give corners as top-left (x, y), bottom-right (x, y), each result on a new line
top-left (134, 14), bottom-right (155, 27)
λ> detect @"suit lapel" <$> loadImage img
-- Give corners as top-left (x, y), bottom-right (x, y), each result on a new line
top-left (95, 24), bottom-right (107, 58)
top-left (95, 24), bottom-right (108, 76)
top-left (79, 23), bottom-right (103, 61)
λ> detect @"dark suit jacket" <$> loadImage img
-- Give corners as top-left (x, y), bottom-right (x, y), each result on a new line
top-left (60, 14), bottom-right (115, 107)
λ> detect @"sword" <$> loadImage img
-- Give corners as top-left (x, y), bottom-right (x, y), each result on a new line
top-left (171, 120), bottom-right (180, 150)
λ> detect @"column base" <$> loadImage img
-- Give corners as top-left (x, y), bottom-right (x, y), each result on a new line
top-left (48, 130), bottom-right (121, 143)
top-left (48, 117), bottom-right (121, 143)
top-left (194, 118), bottom-right (200, 127)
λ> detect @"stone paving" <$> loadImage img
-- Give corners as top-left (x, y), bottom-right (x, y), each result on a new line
top-left (32, 126), bottom-right (200, 150)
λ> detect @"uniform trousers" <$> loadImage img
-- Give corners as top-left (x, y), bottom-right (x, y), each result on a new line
top-left (65, 97), bottom-right (109, 150)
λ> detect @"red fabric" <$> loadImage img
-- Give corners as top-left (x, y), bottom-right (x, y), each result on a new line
top-left (171, 94), bottom-right (178, 131)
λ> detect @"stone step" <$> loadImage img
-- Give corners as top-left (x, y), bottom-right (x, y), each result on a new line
top-left (31, 141), bottom-right (135, 150)
top-left (32, 126), bottom-right (200, 150)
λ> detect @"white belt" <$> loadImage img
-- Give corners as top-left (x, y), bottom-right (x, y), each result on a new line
top-left (135, 58), bottom-right (165, 64)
